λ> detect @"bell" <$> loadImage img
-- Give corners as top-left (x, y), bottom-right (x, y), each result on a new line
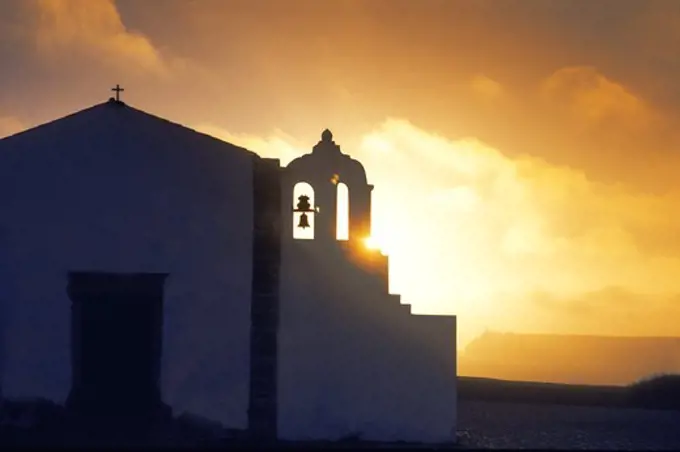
top-left (297, 213), bottom-right (311, 229)
top-left (296, 195), bottom-right (311, 212)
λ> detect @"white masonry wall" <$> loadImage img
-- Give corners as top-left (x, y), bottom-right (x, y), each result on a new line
top-left (278, 240), bottom-right (457, 443)
top-left (0, 106), bottom-right (255, 429)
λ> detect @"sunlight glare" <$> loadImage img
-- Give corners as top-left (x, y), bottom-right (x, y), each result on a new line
top-left (364, 236), bottom-right (380, 250)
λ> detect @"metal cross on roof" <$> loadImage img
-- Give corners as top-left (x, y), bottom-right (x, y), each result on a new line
top-left (111, 84), bottom-right (124, 102)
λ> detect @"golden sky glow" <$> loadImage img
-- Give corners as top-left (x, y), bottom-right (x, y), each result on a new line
top-left (4, 0), bottom-right (680, 351)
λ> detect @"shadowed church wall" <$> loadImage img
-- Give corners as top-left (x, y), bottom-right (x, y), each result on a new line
top-left (0, 226), bottom-right (8, 401)
top-left (0, 107), bottom-right (256, 429)
top-left (278, 249), bottom-right (456, 441)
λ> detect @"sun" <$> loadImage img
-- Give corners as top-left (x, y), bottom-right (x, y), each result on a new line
top-left (363, 236), bottom-right (382, 251)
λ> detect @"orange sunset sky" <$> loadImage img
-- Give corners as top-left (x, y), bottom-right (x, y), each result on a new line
top-left (3, 0), bottom-right (680, 349)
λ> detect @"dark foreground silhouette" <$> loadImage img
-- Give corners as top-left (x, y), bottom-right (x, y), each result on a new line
top-left (0, 399), bottom-right (458, 448)
top-left (459, 373), bottom-right (680, 410)
top-left (1, 375), bottom-right (678, 448)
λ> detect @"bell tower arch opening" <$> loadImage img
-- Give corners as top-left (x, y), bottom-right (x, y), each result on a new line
top-left (292, 182), bottom-right (315, 240)
top-left (284, 129), bottom-right (373, 244)
top-left (336, 182), bottom-right (349, 241)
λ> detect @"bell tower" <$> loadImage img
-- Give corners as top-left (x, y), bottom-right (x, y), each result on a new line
top-left (278, 130), bottom-right (457, 444)
top-left (282, 129), bottom-right (374, 244)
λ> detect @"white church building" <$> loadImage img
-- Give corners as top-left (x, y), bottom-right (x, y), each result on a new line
top-left (0, 96), bottom-right (457, 443)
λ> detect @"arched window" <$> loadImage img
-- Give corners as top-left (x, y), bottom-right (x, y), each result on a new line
top-left (336, 182), bottom-right (349, 241)
top-left (293, 182), bottom-right (315, 240)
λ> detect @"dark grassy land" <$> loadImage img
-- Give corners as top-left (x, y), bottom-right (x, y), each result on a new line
top-left (459, 373), bottom-right (680, 410)
top-left (1, 374), bottom-right (678, 447)
top-left (458, 376), bottom-right (626, 407)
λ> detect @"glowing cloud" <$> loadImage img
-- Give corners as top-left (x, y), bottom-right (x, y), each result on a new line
top-left (192, 125), bottom-right (306, 166)
top-left (33, 0), bottom-right (167, 75)
top-left (470, 75), bottom-right (503, 101)
top-left (541, 66), bottom-right (655, 131)
top-left (197, 118), bottom-right (680, 346)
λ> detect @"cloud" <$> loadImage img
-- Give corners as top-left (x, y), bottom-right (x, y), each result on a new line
top-left (32, 0), bottom-right (168, 76)
top-left (197, 117), bottom-right (680, 316)
top-left (0, 117), bottom-right (26, 139)
top-left (540, 66), bottom-right (657, 133)
top-left (219, 116), bottom-right (680, 346)
top-left (470, 75), bottom-right (503, 101)
top-left (525, 287), bottom-right (680, 338)
top-left (191, 124), bottom-right (307, 166)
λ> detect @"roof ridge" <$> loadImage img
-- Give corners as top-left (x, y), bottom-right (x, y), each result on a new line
top-left (0, 100), bottom-right (258, 159)
top-left (0, 101), bottom-right (113, 142)
top-left (119, 102), bottom-right (256, 156)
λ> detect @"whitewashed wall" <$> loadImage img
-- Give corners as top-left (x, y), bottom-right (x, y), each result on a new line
top-left (0, 225), bottom-right (8, 401)
top-left (0, 104), bottom-right (254, 429)
top-left (278, 240), bottom-right (457, 443)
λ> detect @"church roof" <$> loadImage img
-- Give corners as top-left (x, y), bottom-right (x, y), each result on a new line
top-left (0, 98), bottom-right (257, 160)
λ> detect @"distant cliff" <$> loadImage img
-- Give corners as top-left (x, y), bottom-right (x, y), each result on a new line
top-left (459, 331), bottom-right (680, 385)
